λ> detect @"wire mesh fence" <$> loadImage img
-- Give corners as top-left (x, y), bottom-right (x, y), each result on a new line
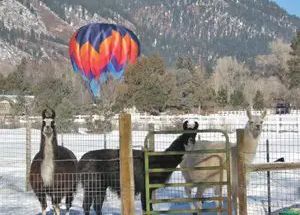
top-left (0, 111), bottom-right (300, 214)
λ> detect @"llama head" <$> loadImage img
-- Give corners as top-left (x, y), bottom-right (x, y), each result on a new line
top-left (41, 108), bottom-right (56, 138)
top-left (245, 109), bottom-right (267, 138)
top-left (182, 119), bottom-right (199, 150)
top-left (183, 120), bottom-right (199, 131)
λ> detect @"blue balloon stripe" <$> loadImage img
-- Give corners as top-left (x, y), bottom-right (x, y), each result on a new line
top-left (70, 57), bottom-right (79, 73)
top-left (89, 78), bottom-right (101, 97)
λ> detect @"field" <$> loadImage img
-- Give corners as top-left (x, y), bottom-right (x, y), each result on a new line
top-left (1, 112), bottom-right (300, 215)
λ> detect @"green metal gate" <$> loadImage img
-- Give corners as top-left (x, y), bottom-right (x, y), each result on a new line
top-left (144, 129), bottom-right (232, 215)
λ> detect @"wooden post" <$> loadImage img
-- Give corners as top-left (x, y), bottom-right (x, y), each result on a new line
top-left (148, 123), bottom-right (155, 151)
top-left (236, 129), bottom-right (247, 215)
top-left (231, 146), bottom-right (238, 214)
top-left (119, 113), bottom-right (135, 215)
top-left (25, 115), bottom-right (32, 191)
top-left (266, 139), bottom-right (272, 214)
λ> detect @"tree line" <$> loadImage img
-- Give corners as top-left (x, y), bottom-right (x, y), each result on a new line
top-left (0, 33), bottom-right (299, 131)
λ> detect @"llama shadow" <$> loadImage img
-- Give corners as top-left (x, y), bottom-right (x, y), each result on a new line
top-left (36, 209), bottom-right (122, 215)
top-left (271, 203), bottom-right (300, 214)
top-left (36, 209), bottom-right (82, 215)
top-left (169, 199), bottom-right (231, 215)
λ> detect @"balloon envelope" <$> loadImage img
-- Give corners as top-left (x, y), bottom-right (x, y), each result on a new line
top-left (69, 23), bottom-right (140, 97)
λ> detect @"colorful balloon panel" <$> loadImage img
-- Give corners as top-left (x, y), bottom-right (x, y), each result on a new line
top-left (69, 23), bottom-right (140, 97)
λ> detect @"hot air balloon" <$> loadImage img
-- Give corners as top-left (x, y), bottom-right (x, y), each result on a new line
top-left (69, 23), bottom-right (140, 97)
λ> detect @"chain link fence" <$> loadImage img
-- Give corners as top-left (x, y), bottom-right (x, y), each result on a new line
top-left (0, 111), bottom-right (300, 214)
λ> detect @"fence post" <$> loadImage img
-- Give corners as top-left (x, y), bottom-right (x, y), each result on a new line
top-left (237, 129), bottom-right (247, 215)
top-left (266, 139), bottom-right (271, 214)
top-left (148, 123), bottom-right (155, 151)
top-left (298, 115), bottom-right (300, 134)
top-left (119, 113), bottom-right (135, 215)
top-left (25, 115), bottom-right (32, 191)
top-left (276, 115), bottom-right (280, 134)
top-left (104, 133), bottom-right (107, 149)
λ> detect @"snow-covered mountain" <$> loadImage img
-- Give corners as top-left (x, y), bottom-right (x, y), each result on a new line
top-left (0, 0), bottom-right (299, 72)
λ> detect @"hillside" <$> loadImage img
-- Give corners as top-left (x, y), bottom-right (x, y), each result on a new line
top-left (0, 0), bottom-right (299, 73)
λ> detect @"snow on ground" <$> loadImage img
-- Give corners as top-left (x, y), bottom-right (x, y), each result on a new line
top-left (1, 116), bottom-right (300, 214)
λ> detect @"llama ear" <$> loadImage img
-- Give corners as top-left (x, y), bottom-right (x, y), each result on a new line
top-left (50, 108), bottom-right (56, 119)
top-left (261, 109), bottom-right (267, 119)
top-left (246, 108), bottom-right (252, 120)
top-left (183, 120), bottom-right (188, 130)
top-left (194, 121), bottom-right (199, 130)
top-left (42, 109), bottom-right (47, 119)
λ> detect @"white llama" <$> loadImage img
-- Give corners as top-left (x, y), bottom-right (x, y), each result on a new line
top-left (180, 109), bottom-right (267, 215)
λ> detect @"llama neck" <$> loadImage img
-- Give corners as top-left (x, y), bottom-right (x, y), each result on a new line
top-left (240, 130), bottom-right (260, 164)
top-left (166, 133), bottom-right (193, 152)
top-left (41, 136), bottom-right (55, 186)
top-left (149, 133), bottom-right (195, 184)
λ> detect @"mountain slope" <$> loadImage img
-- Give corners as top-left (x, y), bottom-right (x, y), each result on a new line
top-left (0, 0), bottom-right (299, 71)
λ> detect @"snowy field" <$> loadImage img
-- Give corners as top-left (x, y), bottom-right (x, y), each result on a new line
top-left (1, 113), bottom-right (300, 215)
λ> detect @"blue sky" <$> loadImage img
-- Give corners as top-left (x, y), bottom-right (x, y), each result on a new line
top-left (272, 0), bottom-right (300, 17)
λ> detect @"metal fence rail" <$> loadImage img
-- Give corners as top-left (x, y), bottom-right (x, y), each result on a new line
top-left (1, 113), bottom-right (300, 214)
top-left (144, 129), bottom-right (232, 215)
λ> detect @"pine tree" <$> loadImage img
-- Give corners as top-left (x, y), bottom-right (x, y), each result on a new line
top-left (124, 55), bottom-right (173, 114)
top-left (288, 31), bottom-right (300, 88)
top-left (230, 90), bottom-right (246, 107)
top-left (216, 87), bottom-right (228, 107)
top-left (253, 90), bottom-right (265, 110)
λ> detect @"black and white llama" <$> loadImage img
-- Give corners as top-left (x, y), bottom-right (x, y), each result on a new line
top-left (30, 109), bottom-right (77, 215)
top-left (78, 120), bottom-right (199, 215)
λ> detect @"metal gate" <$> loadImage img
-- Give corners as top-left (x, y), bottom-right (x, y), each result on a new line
top-left (144, 129), bottom-right (232, 214)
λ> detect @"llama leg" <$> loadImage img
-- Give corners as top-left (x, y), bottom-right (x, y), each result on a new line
top-left (66, 182), bottom-right (77, 211)
top-left (141, 189), bottom-right (147, 213)
top-left (214, 186), bottom-right (222, 215)
top-left (94, 189), bottom-right (106, 215)
top-left (65, 192), bottom-right (74, 212)
top-left (53, 204), bottom-right (60, 215)
top-left (83, 190), bottom-right (93, 215)
top-left (52, 196), bottom-right (62, 215)
top-left (37, 192), bottom-right (47, 215)
top-left (65, 174), bottom-right (77, 211)
top-left (184, 186), bottom-right (194, 212)
top-left (193, 186), bottom-right (205, 215)
top-left (140, 188), bottom-right (153, 213)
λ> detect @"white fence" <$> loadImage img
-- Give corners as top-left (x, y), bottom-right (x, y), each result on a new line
top-left (125, 110), bottom-right (300, 133)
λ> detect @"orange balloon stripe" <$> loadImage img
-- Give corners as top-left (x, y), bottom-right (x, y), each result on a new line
top-left (69, 33), bottom-right (84, 71)
top-left (120, 33), bottom-right (131, 65)
top-left (111, 30), bottom-right (122, 64)
top-left (80, 42), bottom-right (95, 77)
top-left (89, 47), bottom-right (101, 78)
top-left (98, 36), bottom-right (113, 71)
top-left (129, 38), bottom-right (139, 64)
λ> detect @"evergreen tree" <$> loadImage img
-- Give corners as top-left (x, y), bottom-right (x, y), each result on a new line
top-left (124, 55), bottom-right (173, 114)
top-left (5, 58), bottom-right (30, 94)
top-left (0, 74), bottom-right (6, 93)
top-left (288, 31), bottom-right (300, 88)
top-left (253, 90), bottom-right (265, 110)
top-left (216, 87), bottom-right (228, 107)
top-left (230, 90), bottom-right (246, 107)
top-left (33, 77), bottom-right (76, 132)
top-left (175, 56), bottom-right (195, 73)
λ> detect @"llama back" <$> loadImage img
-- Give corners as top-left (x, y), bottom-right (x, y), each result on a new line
top-left (181, 140), bottom-right (228, 183)
top-left (54, 146), bottom-right (77, 173)
top-left (78, 149), bottom-right (145, 194)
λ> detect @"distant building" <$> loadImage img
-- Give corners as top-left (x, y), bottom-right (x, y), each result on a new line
top-left (0, 100), bottom-right (11, 115)
top-left (275, 101), bottom-right (290, 114)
